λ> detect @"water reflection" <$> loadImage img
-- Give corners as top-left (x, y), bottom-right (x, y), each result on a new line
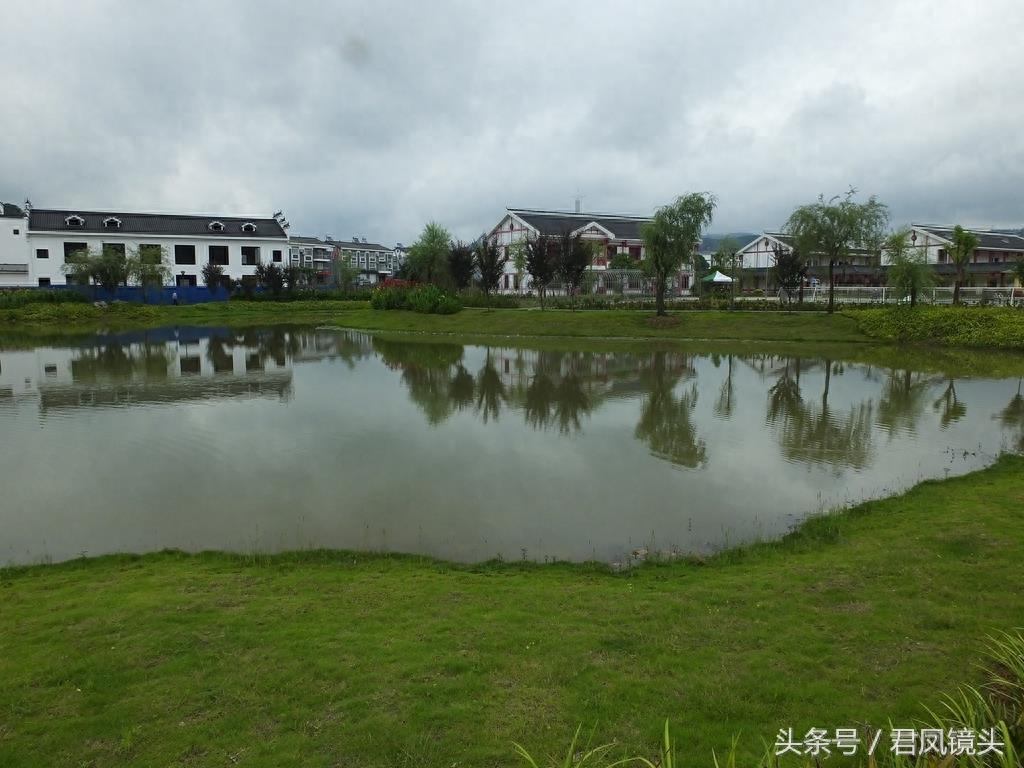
top-left (1, 326), bottom-right (1022, 565)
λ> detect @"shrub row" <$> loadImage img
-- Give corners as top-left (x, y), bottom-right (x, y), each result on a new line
top-left (850, 305), bottom-right (1024, 350)
top-left (0, 289), bottom-right (91, 309)
top-left (229, 288), bottom-right (373, 303)
top-left (370, 284), bottom-right (462, 314)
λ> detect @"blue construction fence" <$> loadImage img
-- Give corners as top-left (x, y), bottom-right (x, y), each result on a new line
top-left (47, 284), bottom-right (235, 304)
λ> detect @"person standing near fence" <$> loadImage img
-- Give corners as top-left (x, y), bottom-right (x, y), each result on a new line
top-left (171, 291), bottom-right (179, 306)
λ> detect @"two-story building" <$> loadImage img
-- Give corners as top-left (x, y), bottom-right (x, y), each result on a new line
top-left (909, 225), bottom-right (1024, 287)
top-left (490, 207), bottom-right (667, 293)
top-left (288, 235), bottom-right (336, 282)
top-left (735, 232), bottom-right (884, 291)
top-left (25, 207), bottom-right (290, 288)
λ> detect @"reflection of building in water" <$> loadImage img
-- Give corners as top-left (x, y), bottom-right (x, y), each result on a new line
top-left (0, 327), bottom-right (302, 413)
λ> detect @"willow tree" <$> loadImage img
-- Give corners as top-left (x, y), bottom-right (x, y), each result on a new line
top-left (641, 193), bottom-right (717, 316)
top-left (886, 228), bottom-right (934, 307)
top-left (784, 190), bottom-right (889, 313)
top-left (948, 225), bottom-right (979, 305)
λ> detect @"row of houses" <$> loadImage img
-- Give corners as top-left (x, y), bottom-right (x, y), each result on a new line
top-left (0, 201), bottom-right (405, 289)
top-left (735, 226), bottom-right (1024, 290)
top-left (3, 197), bottom-right (1021, 294)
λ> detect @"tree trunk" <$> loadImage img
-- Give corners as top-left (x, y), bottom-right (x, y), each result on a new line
top-left (539, 286), bottom-right (545, 311)
top-left (953, 269), bottom-right (962, 305)
top-left (828, 260), bottom-right (836, 314)
top-left (910, 286), bottom-right (917, 308)
top-left (655, 278), bottom-right (666, 316)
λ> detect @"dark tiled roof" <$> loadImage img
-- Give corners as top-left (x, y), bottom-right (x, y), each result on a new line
top-left (510, 209), bottom-right (652, 240)
top-left (913, 225), bottom-right (1024, 251)
top-left (289, 235), bottom-right (327, 245)
top-left (28, 208), bottom-right (287, 238)
top-left (1, 202), bottom-right (26, 219)
top-left (332, 239), bottom-right (393, 252)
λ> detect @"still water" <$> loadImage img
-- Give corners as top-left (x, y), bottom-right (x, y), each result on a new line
top-left (1, 325), bottom-right (1022, 566)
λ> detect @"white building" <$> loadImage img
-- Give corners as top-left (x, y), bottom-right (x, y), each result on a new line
top-left (487, 207), bottom-right (686, 294)
top-left (5, 205), bottom-right (289, 288)
top-left (0, 201), bottom-right (29, 287)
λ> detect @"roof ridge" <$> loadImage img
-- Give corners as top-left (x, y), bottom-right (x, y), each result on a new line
top-left (510, 208), bottom-right (652, 220)
top-left (31, 207), bottom-right (277, 220)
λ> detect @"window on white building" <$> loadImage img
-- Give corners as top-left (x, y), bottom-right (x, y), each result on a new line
top-left (65, 215), bottom-right (85, 227)
top-left (103, 217), bottom-right (121, 229)
top-left (208, 221), bottom-right (225, 232)
top-left (241, 222), bottom-right (257, 233)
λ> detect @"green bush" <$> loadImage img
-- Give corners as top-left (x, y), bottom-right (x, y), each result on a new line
top-left (459, 289), bottom-right (520, 308)
top-left (0, 289), bottom-right (91, 309)
top-left (850, 306), bottom-right (1024, 350)
top-left (231, 288), bottom-right (373, 303)
top-left (371, 284), bottom-right (462, 314)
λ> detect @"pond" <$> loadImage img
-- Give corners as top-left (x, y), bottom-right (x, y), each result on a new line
top-left (1, 325), bottom-right (1022, 566)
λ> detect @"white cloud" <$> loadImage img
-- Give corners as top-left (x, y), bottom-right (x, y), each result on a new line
top-left (1, 0), bottom-right (1022, 242)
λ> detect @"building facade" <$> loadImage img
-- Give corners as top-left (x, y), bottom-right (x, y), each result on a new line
top-left (908, 225), bottom-right (1024, 287)
top-left (288, 235), bottom-right (336, 283)
top-left (332, 238), bottom-right (397, 284)
top-left (1, 205), bottom-right (289, 288)
top-left (487, 208), bottom-right (685, 294)
top-left (737, 225), bottom-right (1024, 291)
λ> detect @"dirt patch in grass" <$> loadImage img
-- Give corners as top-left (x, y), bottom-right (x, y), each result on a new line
top-left (644, 315), bottom-right (681, 329)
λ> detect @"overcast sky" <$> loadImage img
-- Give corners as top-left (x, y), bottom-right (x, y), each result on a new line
top-left (2, 1), bottom-right (1022, 244)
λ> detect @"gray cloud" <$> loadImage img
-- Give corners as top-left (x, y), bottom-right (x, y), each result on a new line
top-left (2, 0), bottom-right (1022, 244)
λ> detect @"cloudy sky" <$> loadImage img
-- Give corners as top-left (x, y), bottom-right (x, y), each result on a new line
top-left (2, 1), bottom-right (1022, 244)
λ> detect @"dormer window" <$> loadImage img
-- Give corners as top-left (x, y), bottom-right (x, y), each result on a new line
top-left (208, 221), bottom-right (225, 232)
top-left (65, 215), bottom-right (85, 227)
top-left (103, 217), bottom-right (121, 229)
top-left (241, 222), bottom-right (257, 233)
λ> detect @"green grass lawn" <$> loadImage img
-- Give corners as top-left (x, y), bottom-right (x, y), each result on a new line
top-left (1, 301), bottom-right (870, 343)
top-left (3, 456), bottom-right (1023, 767)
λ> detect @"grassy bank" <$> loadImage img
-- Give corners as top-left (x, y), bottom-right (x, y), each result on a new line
top-left (4, 301), bottom-right (1024, 352)
top-left (3, 456), bottom-right (1024, 766)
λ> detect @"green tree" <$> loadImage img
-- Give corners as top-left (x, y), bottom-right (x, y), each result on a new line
top-left (473, 236), bottom-right (508, 307)
top-left (448, 240), bottom-right (475, 290)
top-left (784, 190), bottom-right (889, 313)
top-left (948, 224), bottom-right (979, 306)
top-left (556, 231), bottom-right (592, 311)
top-left (255, 262), bottom-right (285, 296)
top-left (642, 193), bottom-right (717, 315)
top-left (509, 240), bottom-right (528, 294)
top-left (771, 245), bottom-right (807, 303)
top-left (127, 245), bottom-right (171, 301)
top-left (525, 234), bottom-right (557, 309)
top-left (90, 245), bottom-right (130, 292)
top-left (886, 228), bottom-right (934, 307)
top-left (609, 252), bottom-right (633, 270)
top-left (333, 259), bottom-right (360, 291)
top-left (407, 222), bottom-right (452, 287)
top-left (61, 245), bottom-right (95, 288)
top-left (201, 262), bottom-right (225, 294)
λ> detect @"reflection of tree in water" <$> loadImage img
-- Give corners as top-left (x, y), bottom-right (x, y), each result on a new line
top-left (877, 369), bottom-right (933, 435)
top-left (374, 337), bottom-right (465, 425)
top-left (995, 379), bottom-right (1024, 451)
top-left (933, 378), bottom-right (967, 428)
top-left (713, 354), bottom-right (735, 419)
top-left (475, 352), bottom-right (506, 424)
top-left (71, 341), bottom-right (171, 382)
top-left (634, 351), bottom-right (706, 468)
top-left (765, 356), bottom-right (873, 470)
top-left (521, 351), bottom-right (593, 434)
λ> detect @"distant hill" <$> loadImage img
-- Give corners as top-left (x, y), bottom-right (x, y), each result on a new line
top-left (699, 232), bottom-right (758, 254)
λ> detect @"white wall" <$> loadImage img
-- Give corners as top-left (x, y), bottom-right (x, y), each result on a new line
top-left (0, 213), bottom-right (30, 287)
top-left (26, 232), bottom-right (288, 287)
